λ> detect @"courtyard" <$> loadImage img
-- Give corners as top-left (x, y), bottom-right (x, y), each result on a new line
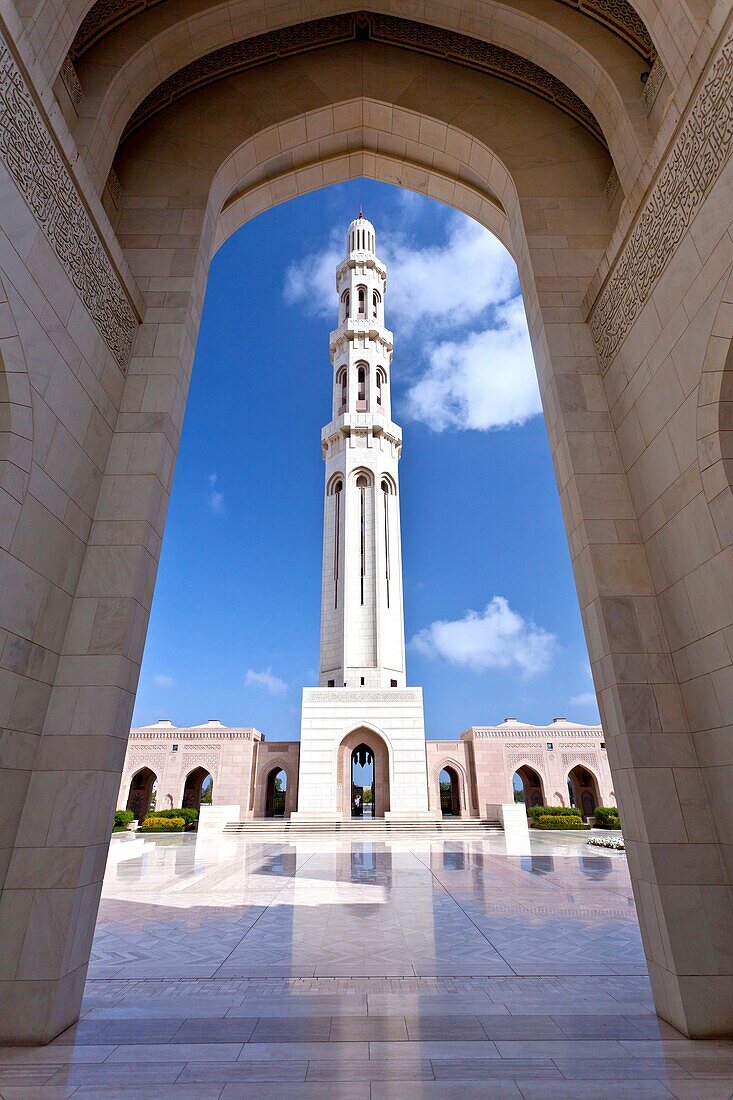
top-left (1, 829), bottom-right (730, 1097)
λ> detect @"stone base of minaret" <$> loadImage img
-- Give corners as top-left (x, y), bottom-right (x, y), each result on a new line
top-left (291, 687), bottom-right (437, 821)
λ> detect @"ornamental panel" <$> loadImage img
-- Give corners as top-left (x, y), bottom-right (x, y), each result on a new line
top-left (0, 32), bottom-right (137, 368)
top-left (591, 30), bottom-right (733, 368)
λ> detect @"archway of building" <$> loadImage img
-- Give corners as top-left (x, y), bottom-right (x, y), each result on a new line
top-left (338, 729), bottom-right (390, 818)
top-left (181, 767), bottom-right (212, 812)
top-left (264, 768), bottom-right (287, 818)
top-left (439, 767), bottom-right (461, 817)
top-left (513, 765), bottom-right (546, 811)
top-left (567, 765), bottom-right (601, 819)
top-left (125, 767), bottom-right (157, 821)
top-left (1, 0), bottom-right (732, 1044)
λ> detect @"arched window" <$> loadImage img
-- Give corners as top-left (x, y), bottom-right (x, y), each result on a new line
top-left (336, 366), bottom-right (347, 410)
top-left (357, 286), bottom-right (366, 318)
top-left (341, 290), bottom-right (349, 320)
top-left (329, 476), bottom-right (343, 608)
top-left (375, 367), bottom-right (386, 406)
top-left (355, 474), bottom-right (370, 605)
top-left (356, 364), bottom-right (367, 408)
top-left (372, 290), bottom-right (380, 318)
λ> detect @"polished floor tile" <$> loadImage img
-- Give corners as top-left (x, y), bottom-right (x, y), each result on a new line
top-left (1, 830), bottom-right (730, 1097)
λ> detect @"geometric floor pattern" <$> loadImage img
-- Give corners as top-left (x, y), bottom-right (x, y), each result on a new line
top-left (2, 830), bottom-right (731, 1098)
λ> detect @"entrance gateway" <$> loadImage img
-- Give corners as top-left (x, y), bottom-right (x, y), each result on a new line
top-left (119, 216), bottom-right (615, 823)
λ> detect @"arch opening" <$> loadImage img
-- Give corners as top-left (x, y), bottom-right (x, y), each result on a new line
top-left (265, 768), bottom-right (287, 818)
top-left (513, 765), bottom-right (545, 811)
top-left (567, 766), bottom-right (600, 819)
top-left (126, 767), bottom-right (157, 821)
top-left (338, 728), bottom-right (390, 818)
top-left (182, 766), bottom-right (213, 812)
top-left (439, 767), bottom-right (461, 817)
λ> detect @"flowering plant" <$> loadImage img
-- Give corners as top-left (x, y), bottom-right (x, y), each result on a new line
top-left (587, 835), bottom-right (625, 851)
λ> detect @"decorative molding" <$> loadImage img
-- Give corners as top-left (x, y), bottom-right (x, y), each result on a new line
top-left (603, 166), bottom-right (620, 205)
top-left (556, 0), bottom-right (654, 61)
top-left (590, 29), bottom-right (733, 369)
top-left (306, 690), bottom-right (420, 704)
top-left (72, 0), bottom-right (166, 59)
top-left (106, 166), bottom-right (122, 205)
top-left (0, 32), bottom-right (137, 369)
top-left (129, 727), bottom-right (255, 739)
top-left (562, 752), bottom-right (599, 766)
top-left (642, 56), bottom-right (666, 113)
top-left (180, 753), bottom-right (220, 774)
top-left (121, 12), bottom-right (605, 147)
top-left (60, 56), bottom-right (83, 106)
top-left (469, 728), bottom-right (602, 739)
top-left (71, 0), bottom-right (654, 64)
top-left (507, 752), bottom-right (544, 768)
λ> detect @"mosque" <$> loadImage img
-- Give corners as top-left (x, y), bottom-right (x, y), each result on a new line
top-left (118, 215), bottom-right (613, 826)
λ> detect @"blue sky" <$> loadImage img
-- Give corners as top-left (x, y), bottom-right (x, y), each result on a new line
top-left (131, 180), bottom-right (600, 738)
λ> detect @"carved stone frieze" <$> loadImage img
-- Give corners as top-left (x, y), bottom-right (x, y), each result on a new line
top-left (121, 12), bottom-right (605, 147)
top-left (562, 752), bottom-right (598, 766)
top-left (590, 30), bottom-right (733, 369)
top-left (0, 32), bottom-right (137, 369)
top-left (72, 1), bottom-right (654, 64)
top-left (60, 56), bottom-right (83, 106)
top-left (507, 752), bottom-right (544, 768)
top-left (641, 56), bottom-right (666, 113)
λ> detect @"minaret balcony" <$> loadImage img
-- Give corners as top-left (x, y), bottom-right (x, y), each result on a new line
top-left (329, 319), bottom-right (394, 352)
top-left (321, 413), bottom-right (402, 446)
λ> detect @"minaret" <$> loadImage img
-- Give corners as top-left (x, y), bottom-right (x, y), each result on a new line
top-left (318, 214), bottom-right (406, 689)
top-left (294, 215), bottom-right (430, 822)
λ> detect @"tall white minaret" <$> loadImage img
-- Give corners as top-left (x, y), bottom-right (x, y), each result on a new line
top-left (318, 214), bottom-right (406, 689)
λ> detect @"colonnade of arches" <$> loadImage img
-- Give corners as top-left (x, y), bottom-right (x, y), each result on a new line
top-left (125, 766), bottom-right (214, 820)
top-left (511, 764), bottom-right (603, 817)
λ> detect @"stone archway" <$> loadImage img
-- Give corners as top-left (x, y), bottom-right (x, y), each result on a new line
top-left (264, 768), bottom-right (287, 818)
top-left (182, 767), bottom-right (212, 812)
top-left (439, 767), bottom-right (461, 817)
top-left (0, 0), bottom-right (732, 1042)
top-left (513, 765), bottom-right (546, 811)
top-left (567, 765), bottom-right (601, 819)
top-left (337, 728), bottom-right (390, 818)
top-left (126, 767), bottom-right (157, 821)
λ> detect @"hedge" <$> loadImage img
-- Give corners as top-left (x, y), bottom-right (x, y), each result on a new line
top-left (594, 806), bottom-right (622, 829)
top-left (151, 807), bottom-right (198, 825)
top-left (528, 805), bottom-right (582, 821)
top-left (113, 810), bottom-right (134, 831)
top-left (533, 815), bottom-right (590, 830)
top-left (140, 816), bottom-right (185, 832)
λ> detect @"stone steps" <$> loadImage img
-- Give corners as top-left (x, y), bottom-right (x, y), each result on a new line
top-left (223, 817), bottom-right (502, 835)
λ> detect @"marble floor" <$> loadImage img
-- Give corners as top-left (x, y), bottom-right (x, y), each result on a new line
top-left (2, 829), bottom-right (732, 1098)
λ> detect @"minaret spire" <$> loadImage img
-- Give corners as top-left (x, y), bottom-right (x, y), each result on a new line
top-left (317, 214), bottom-right (406, 688)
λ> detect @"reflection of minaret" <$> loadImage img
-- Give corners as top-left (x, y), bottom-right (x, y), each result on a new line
top-left (319, 214), bottom-right (406, 688)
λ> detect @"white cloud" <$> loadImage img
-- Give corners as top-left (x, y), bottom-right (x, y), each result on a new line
top-left (404, 297), bottom-right (540, 431)
top-left (245, 667), bottom-right (287, 695)
top-left (569, 692), bottom-right (599, 709)
top-left (206, 473), bottom-right (224, 514)
top-left (412, 596), bottom-right (556, 678)
top-left (153, 674), bottom-right (174, 688)
top-left (284, 214), bottom-right (517, 336)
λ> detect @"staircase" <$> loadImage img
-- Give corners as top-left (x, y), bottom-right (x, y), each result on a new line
top-left (223, 817), bottom-right (502, 836)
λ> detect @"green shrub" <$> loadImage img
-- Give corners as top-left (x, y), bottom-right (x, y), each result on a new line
top-left (139, 815), bottom-right (185, 832)
top-left (151, 807), bottom-right (198, 825)
top-left (533, 815), bottom-right (589, 830)
top-left (594, 806), bottom-right (621, 829)
top-left (528, 804), bottom-right (582, 821)
top-left (113, 809), bottom-right (134, 831)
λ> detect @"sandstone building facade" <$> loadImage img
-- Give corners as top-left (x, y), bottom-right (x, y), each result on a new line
top-left (1, 0), bottom-right (732, 1042)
